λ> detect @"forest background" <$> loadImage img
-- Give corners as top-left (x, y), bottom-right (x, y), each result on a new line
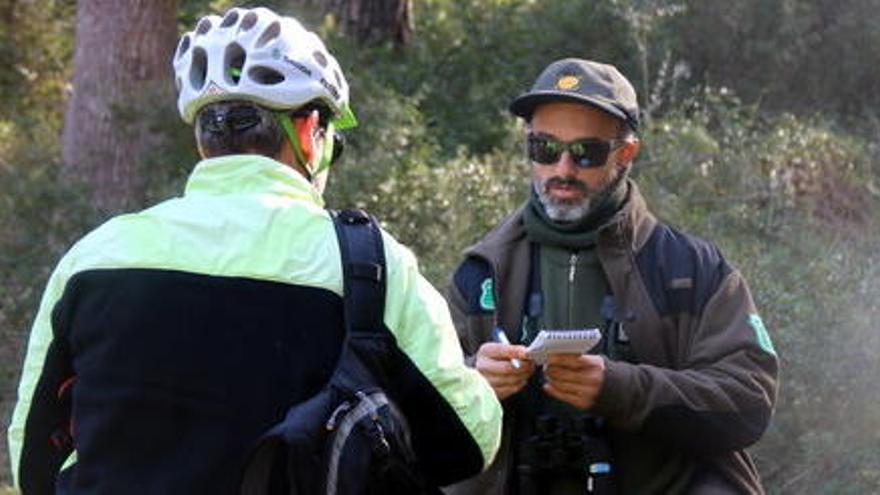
top-left (1, 0), bottom-right (879, 493)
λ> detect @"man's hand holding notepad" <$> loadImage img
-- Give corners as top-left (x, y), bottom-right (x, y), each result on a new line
top-left (525, 328), bottom-right (602, 364)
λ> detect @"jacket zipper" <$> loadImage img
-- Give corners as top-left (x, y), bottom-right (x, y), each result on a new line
top-left (568, 251), bottom-right (578, 326)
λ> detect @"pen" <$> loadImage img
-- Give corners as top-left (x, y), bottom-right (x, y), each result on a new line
top-left (493, 327), bottom-right (522, 369)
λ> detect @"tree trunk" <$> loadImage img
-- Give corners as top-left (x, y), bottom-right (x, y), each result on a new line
top-left (61, 0), bottom-right (178, 215)
top-left (304, 0), bottom-right (414, 47)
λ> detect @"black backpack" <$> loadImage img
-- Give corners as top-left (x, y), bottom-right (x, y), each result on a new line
top-left (238, 209), bottom-right (440, 495)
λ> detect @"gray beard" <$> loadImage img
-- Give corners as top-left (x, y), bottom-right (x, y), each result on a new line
top-left (534, 166), bottom-right (626, 223)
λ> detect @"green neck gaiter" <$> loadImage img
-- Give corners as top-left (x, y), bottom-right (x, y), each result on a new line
top-left (523, 176), bottom-right (628, 249)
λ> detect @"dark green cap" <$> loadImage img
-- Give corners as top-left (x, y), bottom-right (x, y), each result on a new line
top-left (509, 58), bottom-right (639, 130)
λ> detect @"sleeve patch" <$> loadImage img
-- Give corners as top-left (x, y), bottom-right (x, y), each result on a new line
top-left (452, 258), bottom-right (494, 315)
top-left (748, 313), bottom-right (776, 356)
top-left (479, 278), bottom-right (495, 311)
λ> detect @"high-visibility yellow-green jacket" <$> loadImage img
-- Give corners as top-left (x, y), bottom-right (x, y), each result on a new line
top-left (8, 154), bottom-right (501, 494)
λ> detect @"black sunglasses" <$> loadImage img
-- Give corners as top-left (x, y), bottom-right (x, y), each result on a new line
top-left (527, 133), bottom-right (625, 169)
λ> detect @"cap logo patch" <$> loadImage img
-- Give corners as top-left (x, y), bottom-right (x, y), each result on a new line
top-left (203, 81), bottom-right (225, 96)
top-left (556, 75), bottom-right (580, 91)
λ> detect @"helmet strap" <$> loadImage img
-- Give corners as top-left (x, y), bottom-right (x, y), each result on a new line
top-left (317, 122), bottom-right (336, 175)
top-left (276, 111), bottom-right (316, 178)
top-left (276, 110), bottom-right (336, 193)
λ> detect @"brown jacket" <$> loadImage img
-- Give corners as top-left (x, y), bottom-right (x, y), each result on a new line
top-left (445, 182), bottom-right (779, 494)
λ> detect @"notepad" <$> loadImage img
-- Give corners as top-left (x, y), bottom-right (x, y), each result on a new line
top-left (525, 328), bottom-right (602, 364)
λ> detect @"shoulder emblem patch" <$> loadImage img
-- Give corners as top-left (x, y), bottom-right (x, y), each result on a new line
top-left (748, 313), bottom-right (776, 356)
top-left (479, 278), bottom-right (496, 311)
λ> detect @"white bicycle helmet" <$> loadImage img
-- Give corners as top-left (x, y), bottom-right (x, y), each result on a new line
top-left (173, 7), bottom-right (357, 129)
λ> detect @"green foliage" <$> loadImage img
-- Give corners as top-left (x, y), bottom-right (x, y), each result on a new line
top-left (666, 0), bottom-right (880, 119)
top-left (328, 0), bottom-right (636, 156)
top-left (0, 1), bottom-right (75, 132)
top-left (323, 71), bottom-right (529, 282)
top-left (1, 0), bottom-right (879, 491)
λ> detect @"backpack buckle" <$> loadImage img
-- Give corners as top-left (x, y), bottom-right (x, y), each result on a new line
top-left (350, 262), bottom-right (383, 283)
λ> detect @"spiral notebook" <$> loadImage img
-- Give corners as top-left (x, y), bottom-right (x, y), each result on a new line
top-left (525, 328), bottom-right (602, 364)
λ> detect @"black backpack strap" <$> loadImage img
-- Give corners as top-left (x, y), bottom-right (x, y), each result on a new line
top-left (239, 210), bottom-right (391, 495)
top-left (331, 209), bottom-right (387, 335)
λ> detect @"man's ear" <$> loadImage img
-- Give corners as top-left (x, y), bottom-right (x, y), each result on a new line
top-left (294, 110), bottom-right (320, 165)
top-left (617, 139), bottom-right (640, 167)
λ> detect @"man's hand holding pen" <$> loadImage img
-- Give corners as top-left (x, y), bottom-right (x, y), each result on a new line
top-left (475, 328), bottom-right (536, 400)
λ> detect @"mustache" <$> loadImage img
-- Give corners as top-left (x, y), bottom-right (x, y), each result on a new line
top-left (544, 176), bottom-right (588, 192)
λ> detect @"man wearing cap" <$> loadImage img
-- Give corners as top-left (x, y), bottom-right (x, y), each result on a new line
top-left (444, 58), bottom-right (779, 494)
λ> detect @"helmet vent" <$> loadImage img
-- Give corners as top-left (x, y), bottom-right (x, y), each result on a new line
top-left (313, 51), bottom-right (328, 68)
top-left (220, 9), bottom-right (239, 28)
top-left (176, 35), bottom-right (191, 60)
top-left (248, 66), bottom-right (285, 86)
top-left (239, 12), bottom-right (258, 32)
top-left (225, 43), bottom-right (246, 85)
top-left (334, 70), bottom-right (342, 87)
top-left (196, 18), bottom-right (212, 35)
top-left (190, 47), bottom-right (208, 90)
top-left (255, 20), bottom-right (280, 49)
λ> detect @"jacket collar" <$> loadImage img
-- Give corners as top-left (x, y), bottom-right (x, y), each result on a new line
top-left (184, 154), bottom-right (325, 207)
top-left (462, 180), bottom-right (656, 335)
top-left (598, 180), bottom-right (657, 252)
top-left (465, 179), bottom-right (656, 263)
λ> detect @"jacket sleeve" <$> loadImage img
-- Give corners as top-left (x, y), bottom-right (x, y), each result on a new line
top-left (8, 257), bottom-right (77, 493)
top-left (593, 269), bottom-right (779, 453)
top-left (379, 234), bottom-right (502, 478)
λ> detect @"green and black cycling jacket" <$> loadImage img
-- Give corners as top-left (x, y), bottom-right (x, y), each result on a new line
top-left (8, 155), bottom-right (501, 494)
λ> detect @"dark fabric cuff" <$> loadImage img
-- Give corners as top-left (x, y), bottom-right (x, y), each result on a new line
top-left (592, 357), bottom-right (632, 427)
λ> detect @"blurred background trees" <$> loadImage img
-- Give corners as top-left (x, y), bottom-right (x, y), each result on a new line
top-left (305, 0), bottom-right (414, 46)
top-left (1, 0), bottom-right (878, 492)
top-left (61, 0), bottom-right (179, 213)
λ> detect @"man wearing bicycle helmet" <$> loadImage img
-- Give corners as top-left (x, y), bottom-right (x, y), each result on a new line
top-left (8, 8), bottom-right (501, 493)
